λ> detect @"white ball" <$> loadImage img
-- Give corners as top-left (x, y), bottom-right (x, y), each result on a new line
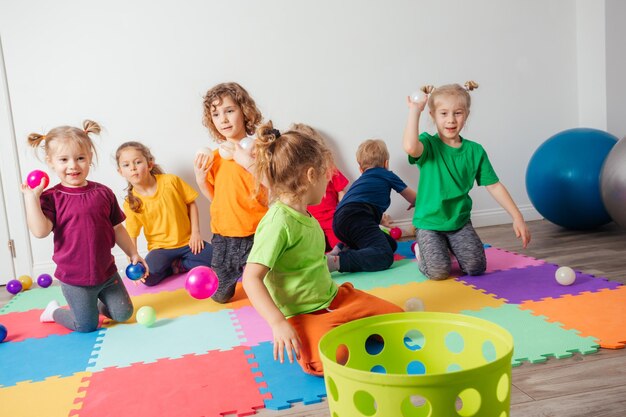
top-left (219, 141), bottom-right (235, 160)
top-left (195, 147), bottom-right (213, 157)
top-left (239, 137), bottom-right (254, 151)
top-left (404, 297), bottom-right (425, 312)
top-left (555, 266), bottom-right (576, 286)
top-left (410, 91), bottom-right (422, 103)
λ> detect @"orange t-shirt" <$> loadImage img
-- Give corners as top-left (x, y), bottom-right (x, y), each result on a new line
top-left (205, 151), bottom-right (268, 237)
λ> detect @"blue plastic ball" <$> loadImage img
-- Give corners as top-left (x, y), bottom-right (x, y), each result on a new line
top-left (125, 263), bottom-right (146, 280)
top-left (0, 324), bottom-right (7, 343)
top-left (526, 128), bottom-right (617, 230)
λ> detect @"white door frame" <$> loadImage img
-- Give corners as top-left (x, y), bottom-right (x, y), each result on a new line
top-left (0, 35), bottom-right (33, 284)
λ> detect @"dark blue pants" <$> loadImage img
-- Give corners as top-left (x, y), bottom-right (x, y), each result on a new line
top-left (144, 242), bottom-right (213, 286)
top-left (332, 203), bottom-right (397, 272)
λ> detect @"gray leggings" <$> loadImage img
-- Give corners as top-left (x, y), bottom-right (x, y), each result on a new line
top-left (54, 272), bottom-right (133, 332)
top-left (416, 221), bottom-right (486, 280)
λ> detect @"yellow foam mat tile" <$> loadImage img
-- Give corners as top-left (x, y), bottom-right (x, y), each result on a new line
top-left (368, 279), bottom-right (505, 313)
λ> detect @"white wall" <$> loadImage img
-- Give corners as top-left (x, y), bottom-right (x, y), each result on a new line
top-left (606, 0), bottom-right (626, 139)
top-left (576, 0), bottom-right (607, 131)
top-left (0, 0), bottom-right (585, 275)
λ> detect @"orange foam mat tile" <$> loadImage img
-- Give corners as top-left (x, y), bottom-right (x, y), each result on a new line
top-left (368, 279), bottom-right (505, 313)
top-left (520, 286), bottom-right (626, 349)
top-left (0, 372), bottom-right (90, 417)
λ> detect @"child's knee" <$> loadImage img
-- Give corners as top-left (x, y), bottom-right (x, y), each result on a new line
top-left (74, 319), bottom-right (100, 333)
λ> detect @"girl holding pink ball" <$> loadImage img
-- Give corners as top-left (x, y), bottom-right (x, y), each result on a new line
top-left (21, 120), bottom-right (147, 332)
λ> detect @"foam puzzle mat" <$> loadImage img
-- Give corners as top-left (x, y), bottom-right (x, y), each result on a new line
top-left (1, 241), bottom-right (624, 416)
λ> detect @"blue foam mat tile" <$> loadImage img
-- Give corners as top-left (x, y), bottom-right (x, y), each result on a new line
top-left (0, 329), bottom-right (104, 387)
top-left (246, 342), bottom-right (326, 410)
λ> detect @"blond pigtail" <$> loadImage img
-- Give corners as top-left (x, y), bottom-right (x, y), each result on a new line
top-left (464, 81), bottom-right (479, 91)
top-left (421, 85), bottom-right (435, 95)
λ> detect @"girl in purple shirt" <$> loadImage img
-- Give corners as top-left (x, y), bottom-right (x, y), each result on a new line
top-left (21, 120), bottom-right (148, 332)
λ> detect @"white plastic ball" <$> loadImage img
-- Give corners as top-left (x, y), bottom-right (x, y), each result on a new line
top-left (410, 91), bottom-right (422, 103)
top-left (555, 266), bottom-right (576, 286)
top-left (404, 297), bottom-right (425, 312)
top-left (239, 137), bottom-right (254, 151)
top-left (195, 147), bottom-right (213, 157)
top-left (218, 141), bottom-right (235, 160)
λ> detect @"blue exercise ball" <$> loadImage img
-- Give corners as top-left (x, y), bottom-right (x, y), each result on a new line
top-left (526, 128), bottom-right (617, 230)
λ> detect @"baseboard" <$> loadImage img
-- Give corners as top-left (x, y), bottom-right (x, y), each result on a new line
top-left (389, 204), bottom-right (542, 233)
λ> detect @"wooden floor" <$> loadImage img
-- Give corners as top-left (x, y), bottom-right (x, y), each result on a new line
top-left (2, 219), bottom-right (625, 416)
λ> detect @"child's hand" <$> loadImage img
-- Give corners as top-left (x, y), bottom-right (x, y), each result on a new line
top-left (271, 321), bottom-right (302, 364)
top-left (513, 218), bottom-right (531, 248)
top-left (189, 232), bottom-right (204, 255)
top-left (20, 182), bottom-right (46, 199)
top-left (129, 254), bottom-right (150, 282)
top-left (407, 93), bottom-right (428, 113)
top-left (193, 153), bottom-right (213, 184)
top-left (233, 142), bottom-right (255, 172)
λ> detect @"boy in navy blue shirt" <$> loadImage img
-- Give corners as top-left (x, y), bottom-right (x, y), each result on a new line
top-left (329, 139), bottom-right (416, 272)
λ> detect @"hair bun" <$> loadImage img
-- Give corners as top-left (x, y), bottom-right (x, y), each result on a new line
top-left (464, 81), bottom-right (479, 91)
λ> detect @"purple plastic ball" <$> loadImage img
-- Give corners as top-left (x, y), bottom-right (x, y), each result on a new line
top-left (126, 263), bottom-right (146, 281)
top-left (37, 273), bottom-right (53, 288)
top-left (6, 279), bottom-right (22, 295)
top-left (185, 266), bottom-right (219, 299)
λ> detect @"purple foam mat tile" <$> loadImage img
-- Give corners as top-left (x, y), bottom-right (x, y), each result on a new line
top-left (458, 263), bottom-right (621, 304)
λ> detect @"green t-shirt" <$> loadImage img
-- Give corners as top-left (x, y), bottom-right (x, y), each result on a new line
top-left (247, 201), bottom-right (338, 318)
top-left (409, 132), bottom-right (499, 231)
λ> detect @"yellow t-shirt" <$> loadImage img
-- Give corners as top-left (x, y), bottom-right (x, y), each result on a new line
top-left (205, 151), bottom-right (268, 237)
top-left (124, 174), bottom-right (199, 250)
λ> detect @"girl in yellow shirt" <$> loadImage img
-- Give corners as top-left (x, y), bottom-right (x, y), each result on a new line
top-left (116, 141), bottom-right (213, 286)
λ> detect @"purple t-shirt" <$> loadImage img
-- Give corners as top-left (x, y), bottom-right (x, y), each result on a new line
top-left (40, 181), bottom-right (125, 286)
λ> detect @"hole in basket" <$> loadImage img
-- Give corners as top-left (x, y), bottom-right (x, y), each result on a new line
top-left (336, 344), bottom-right (349, 366)
top-left (328, 376), bottom-right (339, 401)
top-left (447, 363), bottom-right (462, 373)
top-left (497, 373), bottom-right (510, 402)
top-left (370, 364), bottom-right (386, 373)
top-left (354, 390), bottom-right (376, 416)
top-left (401, 394), bottom-right (432, 417)
top-left (406, 360), bottom-right (426, 375)
top-left (456, 388), bottom-right (481, 416)
top-left (403, 329), bottom-right (425, 351)
top-left (365, 334), bottom-right (385, 355)
top-left (445, 331), bottom-right (464, 354)
top-left (482, 340), bottom-right (497, 363)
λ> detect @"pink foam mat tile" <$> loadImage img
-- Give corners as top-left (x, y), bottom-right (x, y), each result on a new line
top-left (231, 306), bottom-right (273, 346)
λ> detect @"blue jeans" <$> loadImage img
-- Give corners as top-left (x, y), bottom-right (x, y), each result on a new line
top-left (144, 242), bottom-right (213, 286)
top-left (55, 272), bottom-right (133, 332)
top-left (332, 203), bottom-right (397, 272)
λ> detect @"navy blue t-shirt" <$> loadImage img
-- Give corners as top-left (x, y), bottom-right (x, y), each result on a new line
top-left (336, 167), bottom-right (407, 214)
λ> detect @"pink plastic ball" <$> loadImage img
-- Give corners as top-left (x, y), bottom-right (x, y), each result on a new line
top-left (410, 241), bottom-right (417, 254)
top-left (185, 266), bottom-right (219, 299)
top-left (26, 170), bottom-right (50, 189)
top-left (389, 227), bottom-right (402, 240)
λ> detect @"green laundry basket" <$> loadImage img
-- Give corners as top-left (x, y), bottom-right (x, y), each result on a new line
top-left (319, 312), bottom-right (514, 417)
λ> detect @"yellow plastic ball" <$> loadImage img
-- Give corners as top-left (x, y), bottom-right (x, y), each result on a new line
top-left (17, 275), bottom-right (33, 291)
